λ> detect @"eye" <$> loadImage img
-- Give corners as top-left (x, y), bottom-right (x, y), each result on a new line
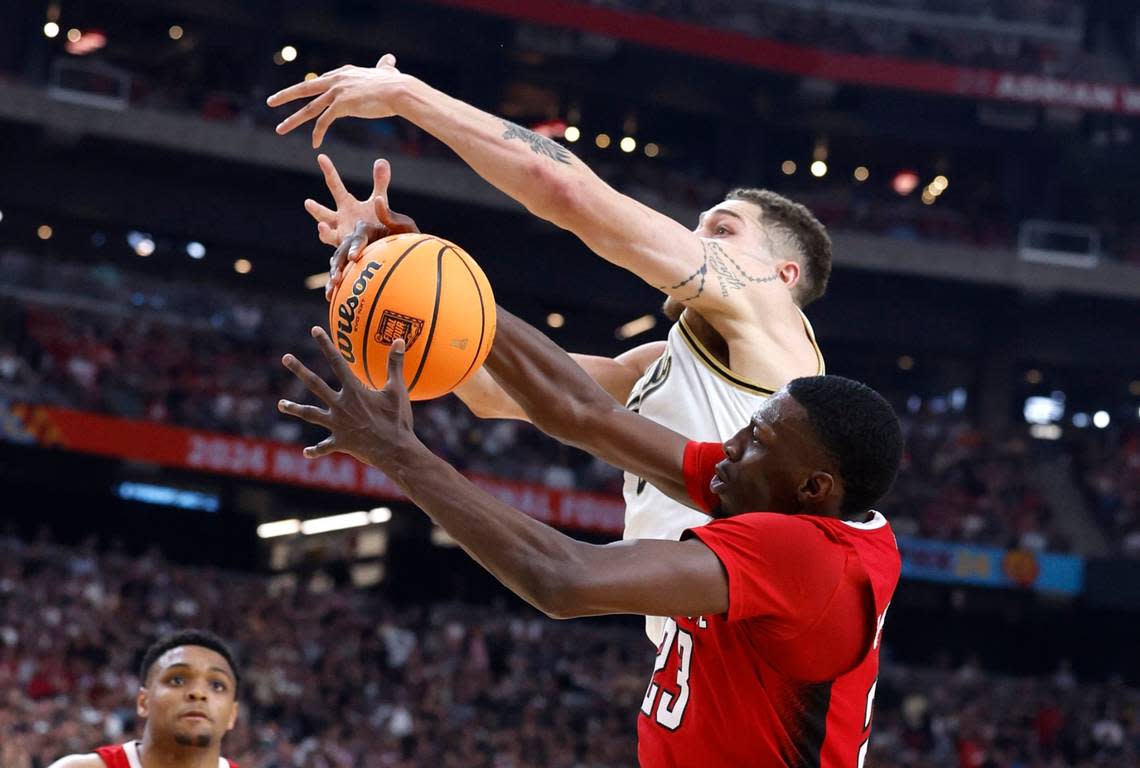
top-left (211, 681), bottom-right (228, 692)
top-left (169, 676), bottom-right (184, 686)
top-left (714, 225), bottom-right (730, 236)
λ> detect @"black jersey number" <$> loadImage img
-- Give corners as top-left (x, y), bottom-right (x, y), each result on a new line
top-left (626, 351), bottom-right (672, 495)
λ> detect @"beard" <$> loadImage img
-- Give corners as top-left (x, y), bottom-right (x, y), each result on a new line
top-left (174, 732), bottom-right (212, 748)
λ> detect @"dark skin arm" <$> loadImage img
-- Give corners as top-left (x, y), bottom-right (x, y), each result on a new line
top-left (278, 328), bottom-right (727, 620)
top-left (483, 307), bottom-right (695, 505)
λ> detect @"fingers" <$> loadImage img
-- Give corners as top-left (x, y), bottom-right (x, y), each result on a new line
top-left (312, 103), bottom-right (341, 148)
top-left (281, 353), bottom-right (338, 405)
top-left (275, 89), bottom-right (335, 136)
top-left (267, 77), bottom-right (330, 108)
top-left (376, 53), bottom-right (397, 68)
top-left (277, 399), bottom-right (332, 428)
top-left (371, 158), bottom-right (392, 201)
top-left (316, 153), bottom-right (351, 203)
top-left (317, 221), bottom-right (338, 247)
top-left (303, 436), bottom-right (338, 459)
top-left (385, 338), bottom-right (408, 394)
top-left (310, 326), bottom-right (355, 383)
top-left (305, 198), bottom-right (336, 226)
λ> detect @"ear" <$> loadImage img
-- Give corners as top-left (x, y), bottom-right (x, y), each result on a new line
top-left (777, 260), bottom-right (801, 290)
top-left (226, 700), bottom-right (239, 732)
top-left (798, 470), bottom-right (836, 505)
top-left (137, 687), bottom-right (149, 719)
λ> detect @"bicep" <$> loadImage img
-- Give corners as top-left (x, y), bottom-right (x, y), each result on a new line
top-left (561, 538), bottom-right (727, 619)
top-left (561, 186), bottom-right (763, 320)
top-left (570, 340), bottom-right (665, 404)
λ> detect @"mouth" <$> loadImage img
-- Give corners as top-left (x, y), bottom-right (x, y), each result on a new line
top-left (709, 465), bottom-right (728, 494)
top-left (180, 711), bottom-right (211, 722)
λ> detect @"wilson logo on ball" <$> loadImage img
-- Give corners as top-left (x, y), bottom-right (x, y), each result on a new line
top-left (334, 260), bottom-right (383, 364)
top-left (376, 310), bottom-right (425, 348)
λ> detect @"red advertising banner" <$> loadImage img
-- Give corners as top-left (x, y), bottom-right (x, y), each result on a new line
top-left (2, 403), bottom-right (626, 534)
top-left (435, 0), bottom-right (1140, 114)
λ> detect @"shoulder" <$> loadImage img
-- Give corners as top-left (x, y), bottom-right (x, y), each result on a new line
top-left (47, 755), bottom-right (107, 768)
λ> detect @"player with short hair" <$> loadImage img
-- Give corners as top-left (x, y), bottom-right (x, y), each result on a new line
top-left (273, 69), bottom-right (833, 640)
top-left (277, 306), bottom-right (902, 767)
top-left (48, 630), bottom-right (241, 768)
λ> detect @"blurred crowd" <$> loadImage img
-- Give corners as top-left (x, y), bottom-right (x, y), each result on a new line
top-left (2, 531), bottom-right (1139, 768)
top-left (1078, 427), bottom-right (1140, 558)
top-left (884, 411), bottom-right (1069, 553)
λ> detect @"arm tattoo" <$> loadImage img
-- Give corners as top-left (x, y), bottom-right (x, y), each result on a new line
top-left (501, 121), bottom-right (572, 164)
top-left (664, 241), bottom-right (778, 302)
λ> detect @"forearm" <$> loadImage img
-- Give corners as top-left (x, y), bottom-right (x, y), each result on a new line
top-left (375, 438), bottom-right (582, 616)
top-left (396, 79), bottom-right (600, 226)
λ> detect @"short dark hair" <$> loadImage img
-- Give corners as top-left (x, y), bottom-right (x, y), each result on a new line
top-left (786, 376), bottom-right (902, 518)
top-left (725, 188), bottom-right (832, 307)
top-left (139, 629), bottom-right (240, 690)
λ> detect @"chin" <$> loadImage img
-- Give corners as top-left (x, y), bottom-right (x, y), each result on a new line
top-left (173, 729), bottom-right (214, 748)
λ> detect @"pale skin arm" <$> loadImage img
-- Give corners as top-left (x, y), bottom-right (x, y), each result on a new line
top-left (268, 56), bottom-right (784, 323)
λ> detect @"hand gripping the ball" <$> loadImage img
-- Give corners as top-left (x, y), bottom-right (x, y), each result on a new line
top-left (303, 153), bottom-right (420, 301)
top-left (278, 327), bottom-right (417, 468)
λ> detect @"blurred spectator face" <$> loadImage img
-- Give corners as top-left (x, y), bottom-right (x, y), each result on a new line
top-left (139, 645), bottom-right (239, 749)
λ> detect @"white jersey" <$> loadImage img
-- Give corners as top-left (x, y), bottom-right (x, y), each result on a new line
top-left (112, 741), bottom-right (234, 768)
top-left (622, 312), bottom-right (824, 641)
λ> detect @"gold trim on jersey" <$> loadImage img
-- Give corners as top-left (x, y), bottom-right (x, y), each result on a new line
top-left (676, 310), bottom-right (825, 395)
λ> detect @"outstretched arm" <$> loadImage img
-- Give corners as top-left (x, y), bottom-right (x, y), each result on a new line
top-left (457, 342), bottom-right (664, 421)
top-left (277, 328), bottom-right (726, 620)
top-left (481, 308), bottom-right (694, 505)
top-left (268, 57), bottom-right (777, 322)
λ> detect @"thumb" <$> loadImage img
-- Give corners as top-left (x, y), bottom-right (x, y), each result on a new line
top-left (377, 53), bottom-right (397, 69)
top-left (372, 158), bottom-right (392, 199)
top-left (386, 338), bottom-right (407, 390)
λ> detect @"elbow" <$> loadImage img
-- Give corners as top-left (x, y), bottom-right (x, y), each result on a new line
top-left (526, 165), bottom-right (586, 229)
top-left (530, 561), bottom-right (589, 621)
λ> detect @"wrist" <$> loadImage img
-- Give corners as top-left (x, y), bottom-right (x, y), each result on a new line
top-left (392, 76), bottom-right (430, 119)
top-left (367, 431), bottom-right (430, 480)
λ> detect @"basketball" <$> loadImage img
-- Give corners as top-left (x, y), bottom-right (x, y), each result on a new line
top-left (328, 232), bottom-right (496, 400)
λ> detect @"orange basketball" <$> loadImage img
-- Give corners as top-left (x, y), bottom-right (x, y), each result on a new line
top-left (328, 233), bottom-right (496, 401)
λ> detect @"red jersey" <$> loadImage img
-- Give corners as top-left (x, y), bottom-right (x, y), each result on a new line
top-left (637, 442), bottom-right (900, 767)
top-left (95, 741), bottom-right (238, 768)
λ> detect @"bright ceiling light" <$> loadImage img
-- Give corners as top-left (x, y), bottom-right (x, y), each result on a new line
top-left (564, 126), bottom-right (580, 142)
top-left (280, 45), bottom-right (298, 62)
top-left (368, 507), bottom-right (392, 524)
top-left (620, 136), bottom-right (636, 153)
top-left (43, 21), bottom-right (60, 38)
top-left (810, 160), bottom-right (828, 177)
top-left (1093, 411), bottom-right (1110, 429)
top-left (546, 312), bottom-right (565, 329)
top-left (257, 519), bottom-right (301, 538)
top-left (233, 258), bottom-right (252, 274)
top-left (617, 314), bottom-right (657, 339)
top-left (186, 241), bottom-right (206, 259)
top-left (168, 25), bottom-right (184, 40)
top-left (301, 511), bottom-right (370, 535)
top-left (644, 142), bottom-right (660, 157)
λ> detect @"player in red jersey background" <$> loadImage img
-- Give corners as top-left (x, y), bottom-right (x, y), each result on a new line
top-left (48, 630), bottom-right (240, 768)
top-left (279, 307), bottom-right (903, 767)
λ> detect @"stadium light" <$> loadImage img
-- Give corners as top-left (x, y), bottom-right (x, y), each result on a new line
top-left (66, 28), bottom-right (81, 43)
top-left (280, 45), bottom-right (298, 62)
top-left (368, 507), bottom-right (392, 524)
top-left (300, 511), bottom-right (370, 535)
top-left (595, 133), bottom-right (611, 149)
top-left (897, 355), bottom-right (914, 370)
top-left (37, 224), bottom-right (53, 240)
top-left (168, 25), bottom-right (184, 40)
top-left (781, 160), bottom-right (796, 175)
top-left (186, 241), bottom-right (206, 259)
top-left (134, 237), bottom-right (155, 257)
top-left (546, 312), bottom-right (565, 329)
top-left (257, 519), bottom-right (301, 538)
top-left (304, 272), bottom-right (327, 290)
top-left (1029, 424), bottom-right (1062, 441)
top-left (1025, 369), bottom-right (1043, 384)
top-left (233, 258), bottom-right (252, 274)
top-left (644, 142), bottom-right (660, 158)
top-left (43, 21), bottom-right (60, 38)
top-left (0, 209), bottom-right (4, 223)
top-left (620, 136), bottom-right (636, 153)
top-left (1093, 411), bottom-right (1110, 429)
top-left (1072, 412), bottom-right (1090, 428)
top-left (810, 161), bottom-right (828, 178)
top-left (564, 126), bottom-right (580, 143)
top-left (617, 314), bottom-right (657, 339)
top-left (854, 166), bottom-right (869, 182)
top-left (892, 171), bottom-right (919, 196)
